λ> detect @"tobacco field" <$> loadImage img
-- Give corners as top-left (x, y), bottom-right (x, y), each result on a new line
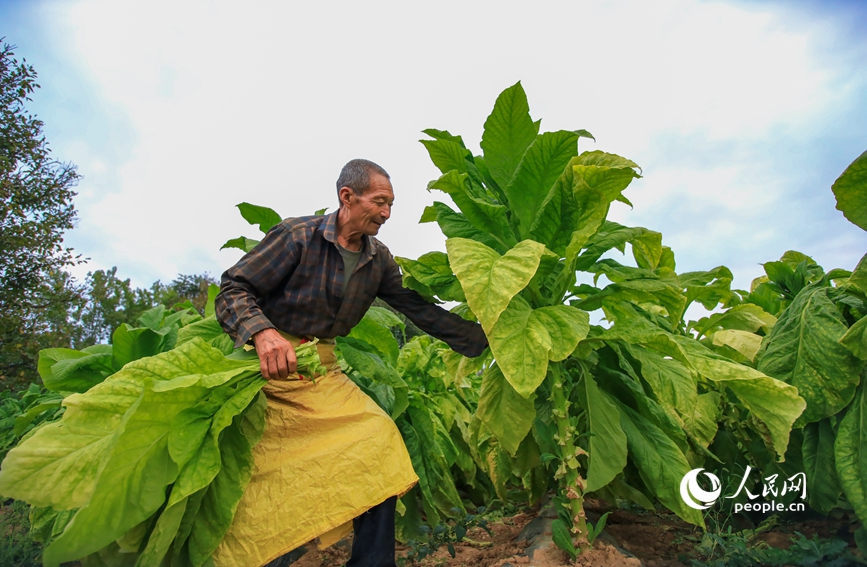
top-left (1, 83), bottom-right (867, 566)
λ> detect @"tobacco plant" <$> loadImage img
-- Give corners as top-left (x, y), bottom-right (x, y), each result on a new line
top-left (401, 82), bottom-right (806, 556)
top-left (702, 149), bottom-right (867, 549)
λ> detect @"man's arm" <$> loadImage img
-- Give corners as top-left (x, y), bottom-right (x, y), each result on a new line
top-left (215, 222), bottom-right (301, 380)
top-left (376, 252), bottom-right (487, 358)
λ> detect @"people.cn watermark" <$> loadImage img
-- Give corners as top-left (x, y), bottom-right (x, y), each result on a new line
top-left (679, 466), bottom-right (807, 514)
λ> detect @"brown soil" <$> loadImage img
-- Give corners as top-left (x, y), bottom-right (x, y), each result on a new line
top-left (292, 499), bottom-right (863, 567)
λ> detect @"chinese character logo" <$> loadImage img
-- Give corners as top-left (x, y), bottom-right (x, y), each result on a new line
top-left (680, 468), bottom-right (722, 510)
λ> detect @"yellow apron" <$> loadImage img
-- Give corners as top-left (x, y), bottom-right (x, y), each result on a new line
top-left (213, 335), bottom-right (418, 567)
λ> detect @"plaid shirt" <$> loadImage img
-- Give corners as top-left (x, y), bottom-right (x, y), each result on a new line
top-left (215, 211), bottom-right (487, 358)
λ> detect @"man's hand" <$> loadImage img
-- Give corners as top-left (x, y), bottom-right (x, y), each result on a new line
top-left (252, 328), bottom-right (297, 380)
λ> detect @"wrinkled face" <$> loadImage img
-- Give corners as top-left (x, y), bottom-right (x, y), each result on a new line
top-left (343, 173), bottom-right (394, 235)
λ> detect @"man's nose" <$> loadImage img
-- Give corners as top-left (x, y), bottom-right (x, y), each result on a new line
top-left (381, 205), bottom-right (391, 220)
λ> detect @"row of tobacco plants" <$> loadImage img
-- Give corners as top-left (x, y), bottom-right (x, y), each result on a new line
top-left (386, 82), bottom-right (867, 558)
top-left (1, 82), bottom-right (866, 565)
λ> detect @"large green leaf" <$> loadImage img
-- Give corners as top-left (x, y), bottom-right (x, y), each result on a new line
top-left (169, 488), bottom-right (207, 566)
top-left (480, 82), bottom-right (539, 189)
top-left (176, 316), bottom-right (234, 355)
top-left (683, 392), bottom-right (721, 449)
top-left (348, 315), bottom-right (400, 367)
top-left (395, 485), bottom-right (425, 544)
top-left (395, 251), bottom-right (454, 289)
top-left (682, 267), bottom-right (734, 314)
top-left (531, 152), bottom-right (641, 269)
top-left (678, 266), bottom-right (733, 291)
top-left (476, 363), bottom-right (536, 456)
top-left (446, 237), bottom-right (545, 332)
top-left (504, 130), bottom-right (579, 236)
top-left (395, 252), bottom-right (465, 303)
top-left (630, 230), bottom-right (663, 271)
top-left (46, 374), bottom-right (263, 567)
top-left (420, 137), bottom-right (471, 175)
top-left (397, 421), bottom-right (438, 526)
top-left (407, 400), bottom-right (465, 516)
top-left (337, 338), bottom-right (408, 419)
top-left (711, 329), bottom-right (764, 362)
top-left (135, 497), bottom-right (188, 567)
top-left (598, 347), bottom-right (687, 451)
top-left (610, 395), bottom-right (704, 527)
top-left (472, 419), bottom-right (516, 502)
top-left (840, 315), bottom-right (867, 360)
top-left (364, 306), bottom-right (406, 334)
top-left (563, 153), bottom-right (642, 264)
top-left (831, 149), bottom-right (867, 231)
top-left (135, 306), bottom-right (166, 331)
top-left (575, 278), bottom-right (686, 321)
top-left (205, 283), bottom-right (219, 318)
top-left (682, 345), bottom-right (804, 458)
top-left (621, 344), bottom-right (697, 427)
top-left (587, 258), bottom-right (656, 283)
top-left (0, 383), bottom-right (138, 510)
top-left (0, 340), bottom-right (258, 510)
top-left (620, 328), bottom-right (805, 458)
top-left (488, 296), bottom-right (589, 397)
top-left (599, 306), bottom-right (803, 458)
top-left (236, 202), bottom-right (282, 234)
top-left (186, 393), bottom-right (266, 567)
top-left (434, 417), bottom-right (460, 468)
top-left (605, 476), bottom-right (655, 511)
top-left (579, 372), bottom-right (627, 492)
top-left (422, 128), bottom-right (467, 147)
top-left (802, 418), bottom-right (842, 515)
top-left (571, 151), bottom-right (640, 170)
top-left (38, 348), bottom-right (114, 393)
top-left (835, 378), bottom-right (867, 525)
top-left (111, 324), bottom-right (176, 371)
top-left (691, 303), bottom-right (776, 338)
top-left (848, 253), bottom-right (867, 294)
top-left (42, 379), bottom-right (202, 565)
top-left (419, 202), bottom-right (502, 251)
top-left (168, 378), bottom-right (265, 508)
top-left (756, 284), bottom-right (863, 423)
top-left (157, 391), bottom-right (265, 567)
top-left (573, 222), bottom-right (651, 272)
top-left (533, 305), bottom-right (591, 361)
top-left (747, 282), bottom-right (786, 317)
top-left (430, 170), bottom-right (514, 247)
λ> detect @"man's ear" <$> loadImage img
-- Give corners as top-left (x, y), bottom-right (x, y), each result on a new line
top-left (338, 186), bottom-right (354, 208)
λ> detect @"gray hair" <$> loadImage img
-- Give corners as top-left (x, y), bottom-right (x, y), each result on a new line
top-left (336, 159), bottom-right (390, 204)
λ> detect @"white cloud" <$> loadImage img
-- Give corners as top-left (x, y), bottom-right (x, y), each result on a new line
top-left (33, 0), bottom-right (867, 289)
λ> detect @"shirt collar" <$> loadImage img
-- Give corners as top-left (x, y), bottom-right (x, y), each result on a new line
top-left (321, 210), bottom-right (340, 244)
top-left (320, 209), bottom-right (377, 258)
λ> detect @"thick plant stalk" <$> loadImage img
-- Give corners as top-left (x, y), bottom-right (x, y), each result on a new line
top-left (548, 362), bottom-right (590, 552)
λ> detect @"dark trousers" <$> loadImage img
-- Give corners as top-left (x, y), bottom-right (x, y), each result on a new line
top-left (346, 495), bottom-right (397, 567)
top-left (267, 496), bottom-right (397, 567)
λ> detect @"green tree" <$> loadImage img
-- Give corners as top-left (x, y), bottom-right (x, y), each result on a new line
top-left (67, 267), bottom-right (153, 346)
top-left (0, 42), bottom-right (81, 392)
top-left (151, 272), bottom-right (217, 316)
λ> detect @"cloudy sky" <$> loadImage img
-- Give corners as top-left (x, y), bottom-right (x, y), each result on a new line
top-left (3, 0), bottom-right (867, 296)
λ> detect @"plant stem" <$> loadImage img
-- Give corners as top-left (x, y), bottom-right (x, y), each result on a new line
top-left (548, 362), bottom-right (590, 553)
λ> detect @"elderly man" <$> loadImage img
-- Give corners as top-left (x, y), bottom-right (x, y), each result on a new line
top-left (214, 159), bottom-right (486, 567)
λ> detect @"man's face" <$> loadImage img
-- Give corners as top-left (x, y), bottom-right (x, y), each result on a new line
top-left (346, 173), bottom-right (394, 236)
